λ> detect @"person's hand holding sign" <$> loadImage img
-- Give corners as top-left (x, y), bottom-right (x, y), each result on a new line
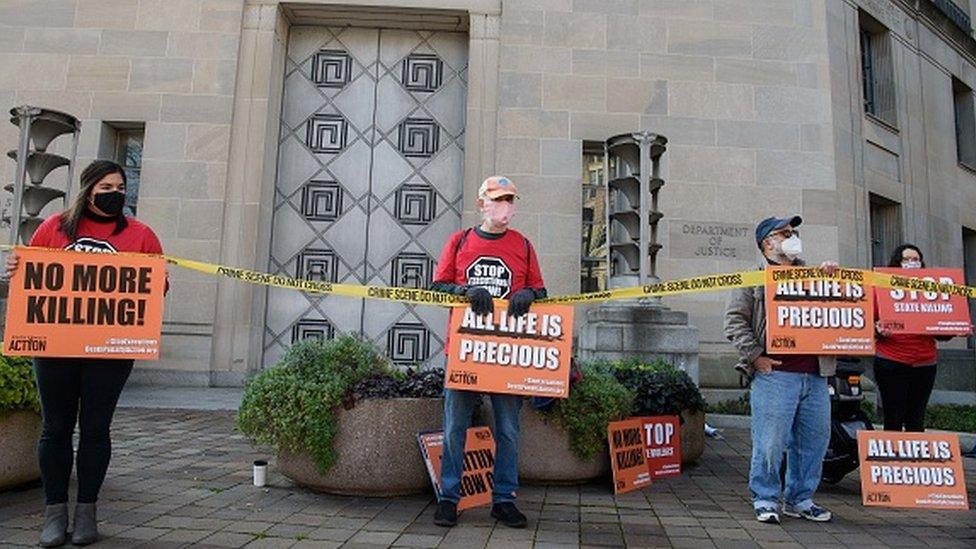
top-left (820, 260), bottom-right (839, 276)
top-left (4, 252), bottom-right (19, 280)
top-left (507, 288), bottom-right (536, 318)
top-left (465, 286), bottom-right (494, 316)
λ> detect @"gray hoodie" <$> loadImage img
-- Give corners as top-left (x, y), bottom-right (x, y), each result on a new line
top-left (723, 258), bottom-right (837, 378)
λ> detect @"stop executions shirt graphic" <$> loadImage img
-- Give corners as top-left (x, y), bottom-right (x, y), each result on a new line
top-left (433, 228), bottom-right (544, 298)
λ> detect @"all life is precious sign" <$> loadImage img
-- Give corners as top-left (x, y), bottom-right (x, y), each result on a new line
top-left (668, 220), bottom-right (754, 260)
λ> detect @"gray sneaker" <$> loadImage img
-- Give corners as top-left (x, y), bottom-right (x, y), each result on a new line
top-left (754, 506), bottom-right (780, 524)
top-left (783, 503), bottom-right (831, 522)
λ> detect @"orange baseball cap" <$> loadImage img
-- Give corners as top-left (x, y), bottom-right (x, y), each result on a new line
top-left (478, 176), bottom-right (518, 199)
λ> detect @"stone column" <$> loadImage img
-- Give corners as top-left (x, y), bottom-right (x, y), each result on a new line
top-left (578, 303), bottom-right (700, 383)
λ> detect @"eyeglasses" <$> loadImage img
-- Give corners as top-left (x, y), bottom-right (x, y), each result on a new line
top-left (770, 228), bottom-right (799, 239)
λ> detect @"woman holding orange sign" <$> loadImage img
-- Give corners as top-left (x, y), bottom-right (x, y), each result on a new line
top-left (873, 245), bottom-right (961, 433)
top-left (5, 160), bottom-right (166, 547)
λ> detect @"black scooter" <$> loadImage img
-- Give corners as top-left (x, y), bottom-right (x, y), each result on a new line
top-left (820, 357), bottom-right (874, 484)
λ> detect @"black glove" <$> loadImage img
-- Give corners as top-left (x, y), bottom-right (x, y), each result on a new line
top-left (507, 288), bottom-right (536, 318)
top-left (465, 286), bottom-right (494, 316)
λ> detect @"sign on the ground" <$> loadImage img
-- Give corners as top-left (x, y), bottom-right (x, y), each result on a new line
top-left (417, 426), bottom-right (495, 511)
top-left (856, 431), bottom-right (969, 510)
top-left (445, 304), bottom-right (573, 398)
top-left (642, 416), bottom-right (682, 479)
top-left (3, 247), bottom-right (166, 360)
top-left (874, 268), bottom-right (972, 336)
top-left (764, 266), bottom-right (874, 355)
top-left (608, 418), bottom-right (652, 495)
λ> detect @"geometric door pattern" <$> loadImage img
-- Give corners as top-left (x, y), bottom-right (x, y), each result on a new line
top-left (264, 26), bottom-right (468, 368)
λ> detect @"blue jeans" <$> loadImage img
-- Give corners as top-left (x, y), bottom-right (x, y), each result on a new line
top-left (749, 370), bottom-right (830, 511)
top-left (440, 389), bottom-right (522, 505)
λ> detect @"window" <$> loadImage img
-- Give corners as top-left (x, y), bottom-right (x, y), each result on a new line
top-left (97, 122), bottom-right (144, 217)
top-left (580, 142), bottom-right (608, 292)
top-left (859, 11), bottom-right (897, 126)
top-left (964, 227), bottom-right (976, 349)
top-left (114, 130), bottom-right (143, 217)
top-left (933, 0), bottom-right (973, 33)
top-left (953, 77), bottom-right (976, 168)
top-left (869, 193), bottom-right (902, 266)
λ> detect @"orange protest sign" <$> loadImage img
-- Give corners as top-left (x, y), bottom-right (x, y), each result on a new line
top-left (641, 416), bottom-right (681, 479)
top-left (3, 247), bottom-right (165, 360)
top-left (445, 304), bottom-right (573, 398)
top-left (608, 418), bottom-right (652, 495)
top-left (764, 266), bottom-right (874, 355)
top-left (417, 426), bottom-right (495, 511)
top-left (875, 268), bottom-right (972, 336)
top-left (857, 431), bottom-right (969, 510)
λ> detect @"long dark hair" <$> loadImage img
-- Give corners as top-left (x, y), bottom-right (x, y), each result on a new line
top-left (887, 244), bottom-right (925, 268)
top-left (59, 160), bottom-right (128, 241)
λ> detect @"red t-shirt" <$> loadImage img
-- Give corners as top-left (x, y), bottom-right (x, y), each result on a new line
top-left (433, 228), bottom-right (545, 297)
top-left (872, 296), bottom-right (937, 366)
top-left (30, 213), bottom-right (164, 255)
top-left (876, 334), bottom-right (937, 366)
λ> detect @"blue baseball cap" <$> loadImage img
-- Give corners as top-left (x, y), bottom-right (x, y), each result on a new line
top-left (755, 215), bottom-right (802, 249)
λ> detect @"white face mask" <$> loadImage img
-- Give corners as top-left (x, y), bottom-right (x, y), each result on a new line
top-left (779, 235), bottom-right (802, 259)
top-left (901, 261), bottom-right (922, 269)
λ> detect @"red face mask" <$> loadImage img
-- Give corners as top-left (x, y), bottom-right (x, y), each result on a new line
top-left (482, 198), bottom-right (515, 228)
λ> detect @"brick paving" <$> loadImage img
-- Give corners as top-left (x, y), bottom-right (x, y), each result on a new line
top-left (1, 408), bottom-right (974, 548)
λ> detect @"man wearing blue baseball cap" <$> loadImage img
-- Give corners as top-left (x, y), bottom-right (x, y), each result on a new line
top-left (724, 215), bottom-right (838, 525)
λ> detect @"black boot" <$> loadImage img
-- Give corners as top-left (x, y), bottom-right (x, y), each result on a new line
top-left (433, 500), bottom-right (457, 527)
top-left (71, 503), bottom-right (99, 546)
top-left (491, 502), bottom-right (527, 528)
top-left (38, 504), bottom-right (68, 547)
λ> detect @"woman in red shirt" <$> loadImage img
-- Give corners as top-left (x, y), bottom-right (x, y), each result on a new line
top-left (873, 245), bottom-right (955, 432)
top-left (5, 160), bottom-right (165, 547)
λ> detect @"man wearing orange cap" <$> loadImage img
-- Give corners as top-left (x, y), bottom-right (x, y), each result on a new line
top-left (429, 176), bottom-right (547, 529)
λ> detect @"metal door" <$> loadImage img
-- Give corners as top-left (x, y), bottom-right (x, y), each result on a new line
top-left (264, 26), bottom-right (467, 368)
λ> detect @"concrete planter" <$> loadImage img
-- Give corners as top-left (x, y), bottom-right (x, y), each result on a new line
top-left (516, 406), bottom-right (705, 484)
top-left (278, 397), bottom-right (442, 496)
top-left (518, 407), bottom-right (610, 484)
top-left (0, 410), bottom-right (41, 490)
top-left (680, 408), bottom-right (705, 465)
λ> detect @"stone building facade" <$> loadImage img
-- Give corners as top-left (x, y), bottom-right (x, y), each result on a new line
top-left (0, 0), bottom-right (973, 400)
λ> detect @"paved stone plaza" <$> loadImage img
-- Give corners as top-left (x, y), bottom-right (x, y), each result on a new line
top-left (1, 408), bottom-right (974, 548)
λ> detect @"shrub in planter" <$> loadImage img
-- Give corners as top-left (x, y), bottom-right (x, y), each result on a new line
top-left (237, 334), bottom-right (390, 473)
top-left (544, 364), bottom-right (634, 460)
top-left (238, 336), bottom-right (447, 496)
top-left (0, 352), bottom-right (42, 489)
top-left (0, 354), bottom-right (39, 414)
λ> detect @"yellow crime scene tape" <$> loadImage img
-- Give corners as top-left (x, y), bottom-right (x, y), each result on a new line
top-left (4, 244), bottom-right (976, 305)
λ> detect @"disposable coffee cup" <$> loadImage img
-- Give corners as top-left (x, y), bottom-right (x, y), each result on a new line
top-left (253, 460), bottom-right (268, 487)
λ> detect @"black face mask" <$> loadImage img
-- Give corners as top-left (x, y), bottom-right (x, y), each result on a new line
top-left (92, 191), bottom-right (126, 217)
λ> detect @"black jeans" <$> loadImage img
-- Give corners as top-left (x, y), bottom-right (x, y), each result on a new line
top-left (34, 358), bottom-right (133, 504)
top-left (873, 356), bottom-right (937, 432)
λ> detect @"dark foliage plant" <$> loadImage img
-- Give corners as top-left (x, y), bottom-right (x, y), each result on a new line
top-left (351, 368), bottom-right (445, 401)
top-left (610, 358), bottom-right (706, 417)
